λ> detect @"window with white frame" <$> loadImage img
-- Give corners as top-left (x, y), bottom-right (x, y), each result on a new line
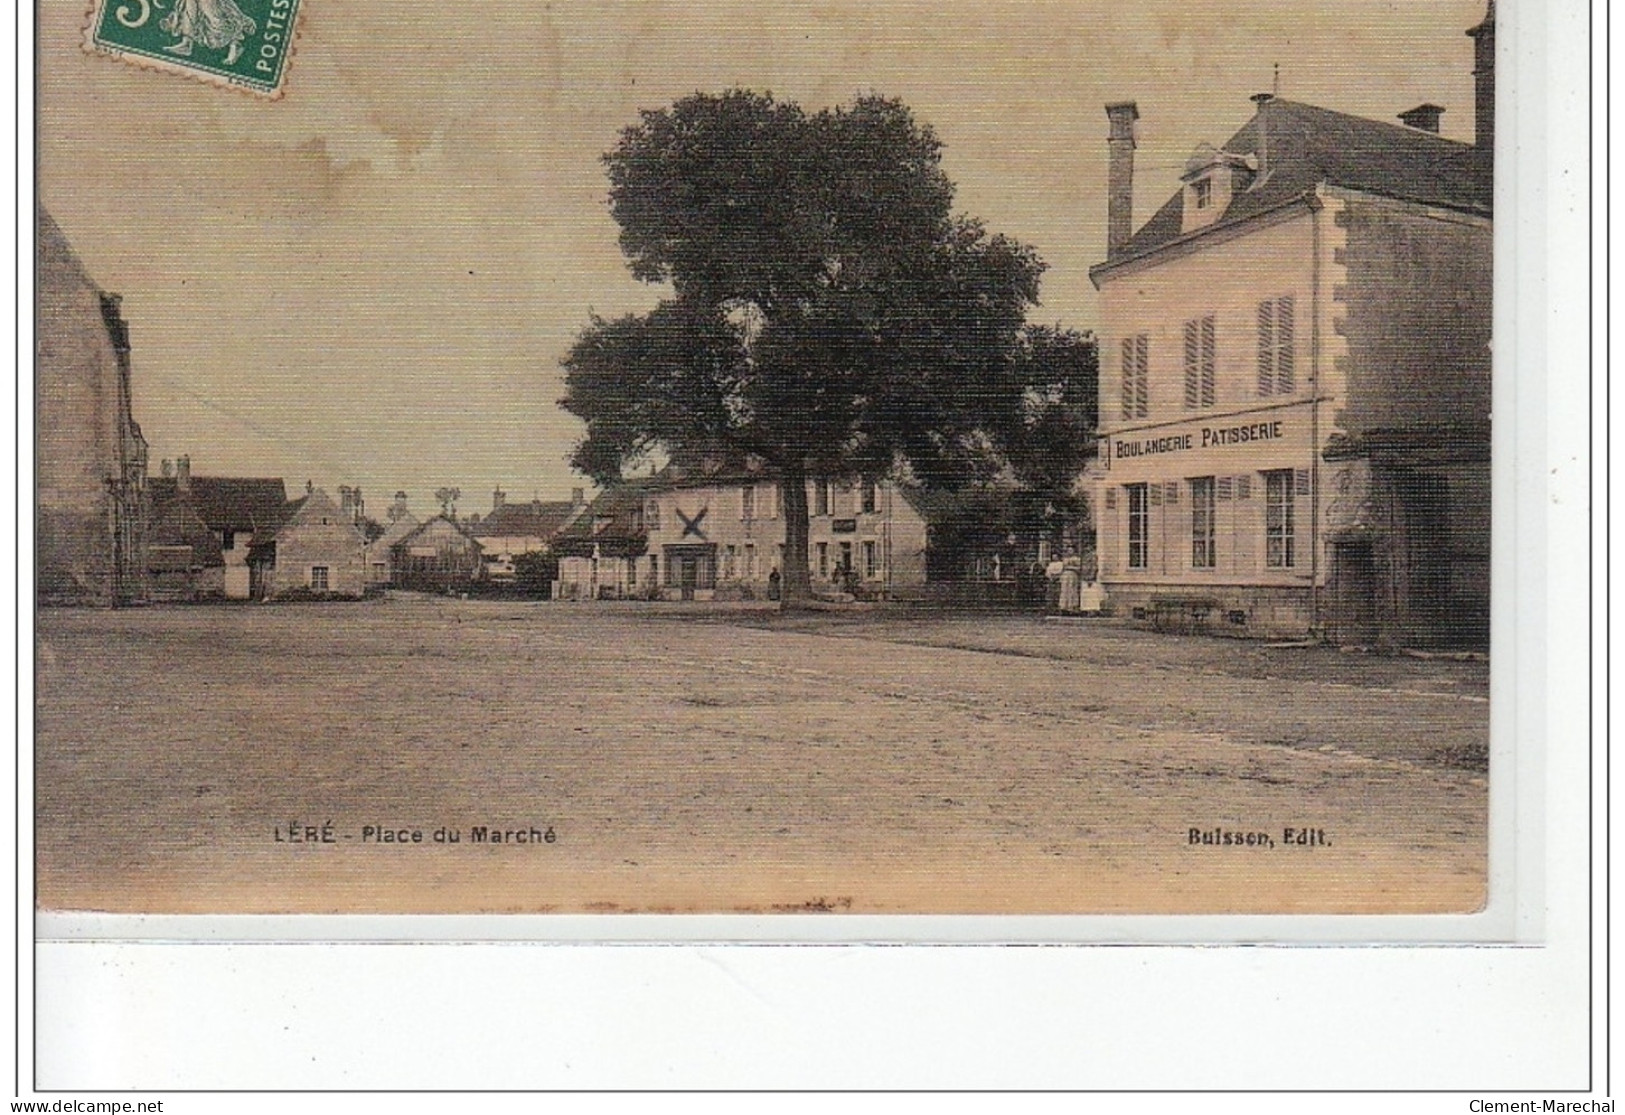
top-left (1126, 483), bottom-right (1149, 570)
top-left (861, 480), bottom-right (877, 514)
top-left (863, 540), bottom-right (878, 578)
top-left (741, 486), bottom-right (755, 521)
top-left (814, 481), bottom-right (831, 517)
top-left (1257, 295), bottom-right (1296, 396)
top-left (1183, 315), bottom-right (1216, 409)
top-left (1190, 477), bottom-right (1216, 569)
top-left (310, 566), bottom-right (330, 591)
top-left (1192, 177), bottom-right (1213, 209)
top-left (1121, 334), bottom-right (1149, 420)
top-left (1264, 470), bottom-right (1295, 568)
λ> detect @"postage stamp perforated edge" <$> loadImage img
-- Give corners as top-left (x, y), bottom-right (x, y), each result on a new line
top-left (80, 0), bottom-right (304, 101)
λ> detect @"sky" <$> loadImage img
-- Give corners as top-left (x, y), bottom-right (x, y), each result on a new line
top-left (39, 0), bottom-right (1491, 513)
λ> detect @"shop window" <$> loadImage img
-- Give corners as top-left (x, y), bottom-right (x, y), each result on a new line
top-left (1120, 334), bottom-right (1149, 420)
top-left (1265, 470), bottom-right (1296, 568)
top-left (1126, 483), bottom-right (1149, 570)
top-left (1190, 477), bottom-right (1216, 569)
top-left (1257, 295), bottom-right (1296, 396)
top-left (1183, 315), bottom-right (1216, 409)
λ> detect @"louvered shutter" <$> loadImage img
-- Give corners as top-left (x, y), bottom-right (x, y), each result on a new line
top-left (1216, 476), bottom-right (1233, 501)
top-left (1200, 316), bottom-right (1216, 407)
top-left (1295, 468), bottom-right (1312, 496)
top-left (1183, 320), bottom-right (1199, 409)
top-left (1121, 337), bottom-right (1136, 421)
top-left (1104, 488), bottom-right (1117, 511)
top-left (1257, 300), bottom-right (1275, 395)
top-left (1134, 336), bottom-right (1149, 417)
top-left (1276, 297), bottom-right (1295, 393)
top-left (1235, 475), bottom-right (1252, 501)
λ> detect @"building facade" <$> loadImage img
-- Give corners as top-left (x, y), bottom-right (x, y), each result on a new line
top-left (1086, 5), bottom-right (1493, 646)
top-left (146, 459), bottom-right (288, 600)
top-left (37, 207), bottom-right (150, 606)
top-left (471, 487), bottom-right (589, 583)
top-left (389, 515), bottom-right (485, 594)
top-left (249, 488), bottom-right (370, 599)
top-left (631, 462), bottom-right (930, 602)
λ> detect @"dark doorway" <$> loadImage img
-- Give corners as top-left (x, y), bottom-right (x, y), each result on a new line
top-left (1327, 539), bottom-right (1379, 646)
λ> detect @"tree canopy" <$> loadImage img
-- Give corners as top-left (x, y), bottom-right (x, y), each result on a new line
top-left (560, 89), bottom-right (1088, 603)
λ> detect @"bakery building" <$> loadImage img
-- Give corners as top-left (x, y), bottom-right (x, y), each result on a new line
top-left (1085, 4), bottom-right (1493, 647)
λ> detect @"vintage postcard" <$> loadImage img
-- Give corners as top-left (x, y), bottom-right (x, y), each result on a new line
top-left (37, 0), bottom-right (1504, 922)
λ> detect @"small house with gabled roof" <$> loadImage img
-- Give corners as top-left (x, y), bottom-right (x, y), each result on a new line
top-left (247, 487), bottom-right (369, 599)
top-left (389, 515), bottom-right (485, 594)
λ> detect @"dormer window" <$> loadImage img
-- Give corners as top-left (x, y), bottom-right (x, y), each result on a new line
top-left (1180, 143), bottom-right (1256, 234)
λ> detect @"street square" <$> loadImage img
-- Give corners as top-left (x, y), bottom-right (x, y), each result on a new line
top-left (36, 599), bottom-right (1488, 914)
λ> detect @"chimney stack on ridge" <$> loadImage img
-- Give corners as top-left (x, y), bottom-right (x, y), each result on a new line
top-left (1104, 102), bottom-right (1139, 259)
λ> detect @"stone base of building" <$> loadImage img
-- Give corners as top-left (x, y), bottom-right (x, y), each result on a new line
top-left (38, 507), bottom-right (140, 606)
top-left (1100, 582), bottom-right (1314, 639)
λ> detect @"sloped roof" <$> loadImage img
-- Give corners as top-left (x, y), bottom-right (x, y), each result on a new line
top-left (150, 475), bottom-right (289, 535)
top-left (391, 514), bottom-right (484, 551)
top-left (1099, 99), bottom-right (1492, 274)
top-left (38, 207), bottom-right (96, 291)
top-left (552, 485), bottom-right (649, 557)
top-left (470, 499), bottom-right (583, 541)
top-left (148, 499), bottom-right (224, 567)
top-left (372, 511), bottom-right (421, 550)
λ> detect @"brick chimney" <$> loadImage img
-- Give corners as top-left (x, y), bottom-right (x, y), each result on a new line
top-left (1398, 103), bottom-right (1445, 134)
top-left (175, 454), bottom-right (191, 493)
top-left (389, 491), bottom-right (409, 523)
top-left (1104, 102), bottom-right (1139, 259)
top-left (1468, 1), bottom-right (1495, 152)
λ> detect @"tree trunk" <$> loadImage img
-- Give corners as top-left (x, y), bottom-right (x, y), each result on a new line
top-left (779, 464), bottom-right (813, 608)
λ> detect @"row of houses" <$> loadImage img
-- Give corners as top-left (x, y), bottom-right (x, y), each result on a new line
top-left (38, 3), bottom-right (1494, 644)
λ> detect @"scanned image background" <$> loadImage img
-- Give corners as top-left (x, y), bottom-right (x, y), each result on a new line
top-left (38, 0), bottom-right (1495, 916)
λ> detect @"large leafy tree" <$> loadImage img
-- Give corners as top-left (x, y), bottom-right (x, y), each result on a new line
top-left (561, 90), bottom-right (1048, 605)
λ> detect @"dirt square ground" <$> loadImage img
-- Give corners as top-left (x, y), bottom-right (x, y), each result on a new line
top-left (34, 596), bottom-right (1488, 914)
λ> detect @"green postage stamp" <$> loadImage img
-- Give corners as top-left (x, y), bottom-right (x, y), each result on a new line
top-left (84, 0), bottom-right (302, 97)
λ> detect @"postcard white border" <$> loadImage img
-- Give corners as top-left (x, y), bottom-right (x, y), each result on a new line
top-left (19, 0), bottom-right (1601, 1095)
